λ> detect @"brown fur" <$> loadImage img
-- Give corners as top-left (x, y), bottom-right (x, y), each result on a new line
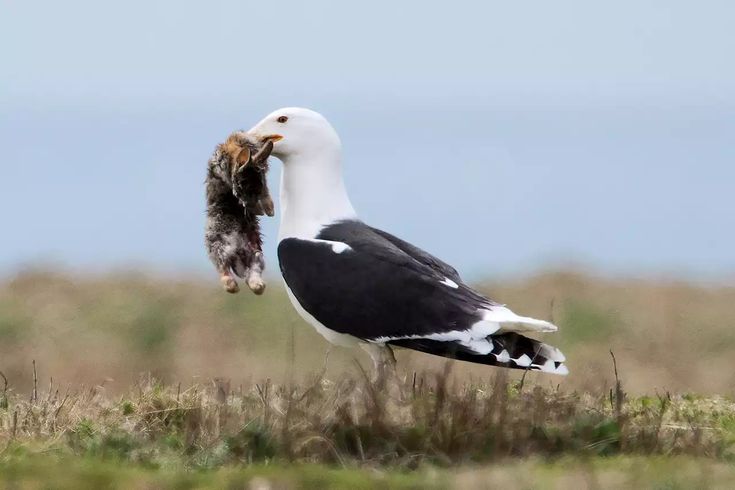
top-left (205, 131), bottom-right (274, 295)
top-left (221, 133), bottom-right (250, 172)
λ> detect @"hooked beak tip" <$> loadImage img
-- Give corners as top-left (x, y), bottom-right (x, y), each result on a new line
top-left (261, 134), bottom-right (283, 144)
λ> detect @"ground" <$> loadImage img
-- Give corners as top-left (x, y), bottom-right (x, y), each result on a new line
top-left (2, 372), bottom-right (735, 488)
top-left (1, 270), bottom-right (734, 488)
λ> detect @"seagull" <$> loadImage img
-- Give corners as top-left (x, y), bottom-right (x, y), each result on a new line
top-left (245, 108), bottom-right (568, 376)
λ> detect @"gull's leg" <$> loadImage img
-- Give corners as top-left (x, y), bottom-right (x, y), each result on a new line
top-left (382, 343), bottom-right (397, 375)
top-left (360, 343), bottom-right (397, 386)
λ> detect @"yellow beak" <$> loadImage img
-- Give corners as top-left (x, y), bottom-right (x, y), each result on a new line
top-left (261, 134), bottom-right (283, 143)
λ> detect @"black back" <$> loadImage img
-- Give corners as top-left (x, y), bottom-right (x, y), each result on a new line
top-left (278, 220), bottom-right (495, 341)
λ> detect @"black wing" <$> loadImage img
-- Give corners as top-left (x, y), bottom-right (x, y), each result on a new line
top-left (278, 220), bottom-right (491, 341)
top-left (366, 227), bottom-right (461, 282)
top-left (278, 220), bottom-right (567, 374)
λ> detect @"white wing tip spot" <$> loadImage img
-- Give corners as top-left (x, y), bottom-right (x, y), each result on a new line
top-left (514, 354), bottom-right (532, 367)
top-left (463, 339), bottom-right (492, 355)
top-left (331, 242), bottom-right (351, 254)
top-left (555, 364), bottom-right (569, 375)
top-left (440, 277), bottom-right (459, 289)
top-left (537, 359), bottom-right (570, 375)
top-left (306, 239), bottom-right (352, 254)
top-left (540, 359), bottom-right (556, 372)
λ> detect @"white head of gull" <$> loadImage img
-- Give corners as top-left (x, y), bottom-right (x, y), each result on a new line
top-left (246, 107), bottom-right (357, 241)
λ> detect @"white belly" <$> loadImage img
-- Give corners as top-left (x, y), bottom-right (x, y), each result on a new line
top-left (284, 285), bottom-right (360, 347)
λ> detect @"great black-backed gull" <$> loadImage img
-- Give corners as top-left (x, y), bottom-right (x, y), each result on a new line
top-left (245, 107), bottom-right (568, 376)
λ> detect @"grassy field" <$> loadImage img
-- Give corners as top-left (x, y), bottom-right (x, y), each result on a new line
top-left (1, 373), bottom-right (735, 488)
top-left (2, 268), bottom-right (735, 394)
top-left (1, 269), bottom-right (734, 487)
top-left (2, 454), bottom-right (735, 489)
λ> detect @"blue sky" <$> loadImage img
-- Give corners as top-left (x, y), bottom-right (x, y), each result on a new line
top-left (1, 1), bottom-right (733, 280)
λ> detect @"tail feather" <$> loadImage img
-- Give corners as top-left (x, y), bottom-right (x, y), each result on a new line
top-left (482, 306), bottom-right (558, 333)
top-left (389, 332), bottom-right (568, 375)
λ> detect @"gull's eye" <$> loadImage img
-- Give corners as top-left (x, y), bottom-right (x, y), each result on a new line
top-left (277, 115), bottom-right (288, 123)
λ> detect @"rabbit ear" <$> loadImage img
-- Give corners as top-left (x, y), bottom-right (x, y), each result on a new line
top-left (252, 140), bottom-right (273, 166)
top-left (236, 146), bottom-right (252, 167)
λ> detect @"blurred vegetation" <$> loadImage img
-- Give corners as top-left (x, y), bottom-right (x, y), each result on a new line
top-left (1, 268), bottom-right (734, 394)
top-left (559, 299), bottom-right (617, 344)
top-left (1, 268), bottom-right (734, 487)
top-left (2, 453), bottom-right (735, 490)
top-left (0, 453), bottom-right (445, 489)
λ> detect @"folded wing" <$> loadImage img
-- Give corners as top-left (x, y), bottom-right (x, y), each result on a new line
top-left (278, 220), bottom-right (567, 374)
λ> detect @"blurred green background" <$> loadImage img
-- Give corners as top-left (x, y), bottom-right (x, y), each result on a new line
top-left (2, 268), bottom-right (733, 395)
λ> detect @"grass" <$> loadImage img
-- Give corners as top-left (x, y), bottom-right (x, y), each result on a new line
top-left (0, 454), bottom-right (446, 489)
top-left (1, 373), bottom-right (735, 488)
top-left (2, 370), bottom-right (735, 464)
top-left (454, 456), bottom-right (735, 489)
top-left (2, 268), bottom-right (735, 395)
top-left (2, 455), bottom-right (734, 489)
top-left (1, 268), bottom-right (735, 487)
